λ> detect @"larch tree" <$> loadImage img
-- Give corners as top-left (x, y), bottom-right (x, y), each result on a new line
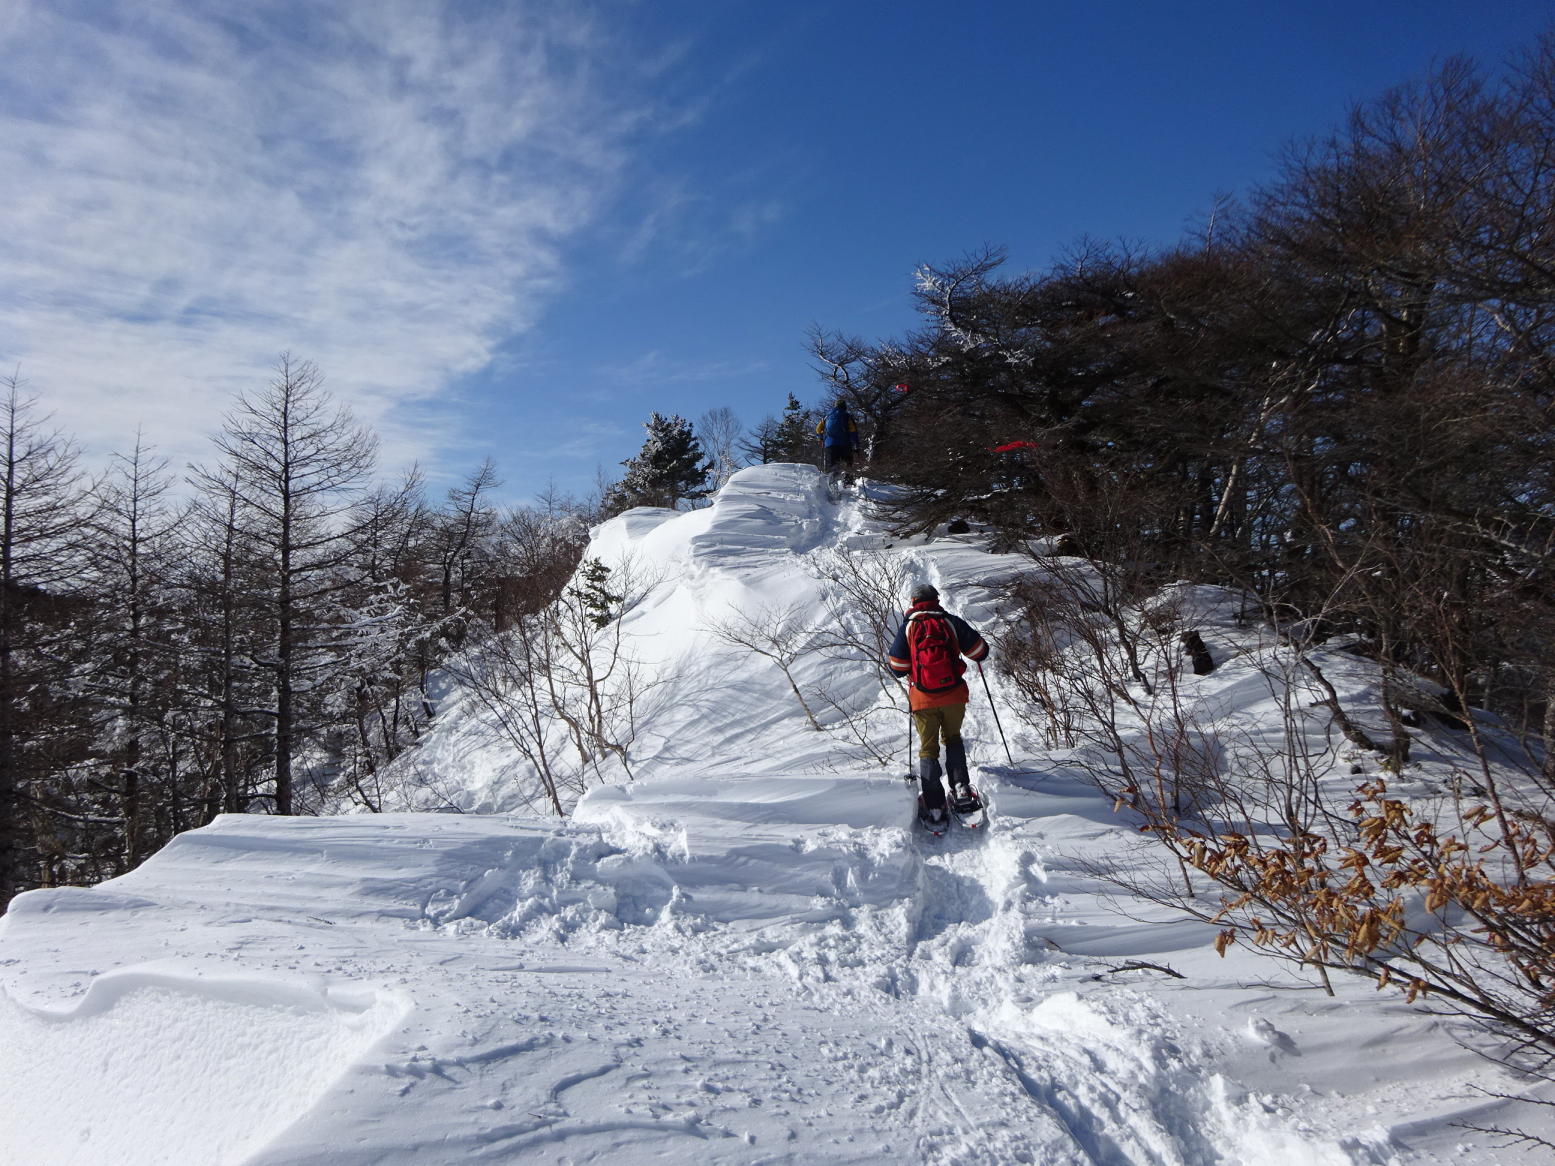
top-left (179, 464), bottom-right (273, 819)
top-left (195, 356), bottom-right (378, 815)
top-left (0, 376), bottom-right (92, 907)
top-left (82, 432), bottom-right (184, 870)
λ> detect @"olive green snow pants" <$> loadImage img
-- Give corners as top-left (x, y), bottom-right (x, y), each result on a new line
top-left (913, 704), bottom-right (966, 759)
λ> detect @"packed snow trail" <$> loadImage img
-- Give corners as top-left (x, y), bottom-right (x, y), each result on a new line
top-left (1, 465), bottom-right (1540, 1162)
top-left (0, 781), bottom-right (1372, 1165)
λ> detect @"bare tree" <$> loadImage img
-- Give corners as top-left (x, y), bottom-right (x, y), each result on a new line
top-left (737, 414), bottom-right (783, 465)
top-left (0, 375), bottom-right (93, 906)
top-left (802, 545), bottom-right (921, 764)
top-left (325, 471), bottom-right (441, 812)
top-left (447, 555), bottom-right (658, 812)
top-left (81, 431), bottom-right (184, 869)
top-left (190, 355), bottom-right (377, 815)
top-left (697, 406), bottom-right (745, 493)
top-left (428, 458), bottom-right (501, 641)
top-left (491, 492), bottom-right (590, 632)
top-left (1002, 544), bottom-right (1555, 1060)
top-left (706, 600), bottom-right (824, 731)
top-left (179, 465), bottom-right (270, 819)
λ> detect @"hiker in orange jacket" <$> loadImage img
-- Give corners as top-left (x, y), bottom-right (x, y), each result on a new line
top-left (886, 582), bottom-right (988, 819)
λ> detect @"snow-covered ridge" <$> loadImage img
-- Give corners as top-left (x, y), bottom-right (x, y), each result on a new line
top-left (0, 464), bottom-right (1543, 1163)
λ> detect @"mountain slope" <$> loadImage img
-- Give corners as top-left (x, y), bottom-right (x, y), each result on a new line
top-left (0, 464), bottom-right (1545, 1164)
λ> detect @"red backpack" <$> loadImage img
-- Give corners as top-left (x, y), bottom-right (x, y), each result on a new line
top-left (907, 612), bottom-right (964, 693)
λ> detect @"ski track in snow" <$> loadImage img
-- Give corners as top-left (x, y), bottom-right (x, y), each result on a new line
top-left (0, 465), bottom-right (1541, 1164)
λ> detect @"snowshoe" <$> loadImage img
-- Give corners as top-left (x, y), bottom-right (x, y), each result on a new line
top-left (948, 785), bottom-right (986, 830)
top-left (915, 795), bottom-right (950, 837)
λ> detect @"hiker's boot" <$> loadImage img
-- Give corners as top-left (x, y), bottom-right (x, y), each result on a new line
top-left (945, 739), bottom-right (977, 810)
top-left (917, 756), bottom-right (946, 817)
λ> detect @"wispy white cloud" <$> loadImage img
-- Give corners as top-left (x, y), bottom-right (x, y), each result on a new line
top-left (600, 349), bottom-right (773, 388)
top-left (532, 418), bottom-right (632, 466)
top-left (0, 0), bottom-right (637, 476)
top-left (616, 180), bottom-right (795, 278)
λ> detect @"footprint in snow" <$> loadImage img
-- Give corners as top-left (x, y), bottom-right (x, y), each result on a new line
top-left (1247, 1016), bottom-right (1300, 1060)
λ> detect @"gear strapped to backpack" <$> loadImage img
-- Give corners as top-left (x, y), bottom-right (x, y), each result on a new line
top-left (907, 611), bottom-right (964, 693)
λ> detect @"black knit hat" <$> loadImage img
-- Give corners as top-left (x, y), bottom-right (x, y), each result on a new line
top-left (909, 582), bottom-right (938, 602)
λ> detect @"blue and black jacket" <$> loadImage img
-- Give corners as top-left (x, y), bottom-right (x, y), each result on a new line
top-left (817, 406), bottom-right (859, 450)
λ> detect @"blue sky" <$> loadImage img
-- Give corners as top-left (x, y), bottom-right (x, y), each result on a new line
top-left (4, 0), bottom-right (1552, 505)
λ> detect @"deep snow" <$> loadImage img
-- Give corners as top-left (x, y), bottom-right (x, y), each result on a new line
top-left (1, 463), bottom-right (1548, 1164)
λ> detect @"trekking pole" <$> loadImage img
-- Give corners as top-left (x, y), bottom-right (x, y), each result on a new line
top-left (976, 661), bottom-right (1014, 766)
top-left (883, 667), bottom-right (915, 783)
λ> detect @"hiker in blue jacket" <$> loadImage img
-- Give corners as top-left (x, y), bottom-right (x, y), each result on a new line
top-left (816, 398), bottom-right (859, 482)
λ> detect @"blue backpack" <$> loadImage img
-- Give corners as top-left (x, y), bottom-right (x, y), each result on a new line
top-left (824, 406), bottom-right (852, 446)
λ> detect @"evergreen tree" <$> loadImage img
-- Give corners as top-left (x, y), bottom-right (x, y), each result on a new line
top-left (605, 413), bottom-right (711, 512)
top-left (773, 394), bottom-right (818, 463)
top-left (570, 559), bottom-right (623, 630)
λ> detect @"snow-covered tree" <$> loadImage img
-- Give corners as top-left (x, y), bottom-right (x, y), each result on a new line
top-left (604, 413), bottom-right (711, 513)
top-left (773, 394), bottom-right (818, 464)
top-left (323, 471), bottom-right (438, 812)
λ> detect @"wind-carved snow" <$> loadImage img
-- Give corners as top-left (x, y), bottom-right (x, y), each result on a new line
top-left (0, 464), bottom-right (1539, 1163)
top-left (685, 461), bottom-right (835, 567)
top-left (0, 970), bottom-right (404, 1166)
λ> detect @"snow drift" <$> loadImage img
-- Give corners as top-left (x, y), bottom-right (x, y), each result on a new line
top-left (1, 464), bottom-right (1547, 1164)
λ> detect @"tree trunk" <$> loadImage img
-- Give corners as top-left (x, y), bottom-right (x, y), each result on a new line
top-left (1543, 673), bottom-right (1555, 787)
